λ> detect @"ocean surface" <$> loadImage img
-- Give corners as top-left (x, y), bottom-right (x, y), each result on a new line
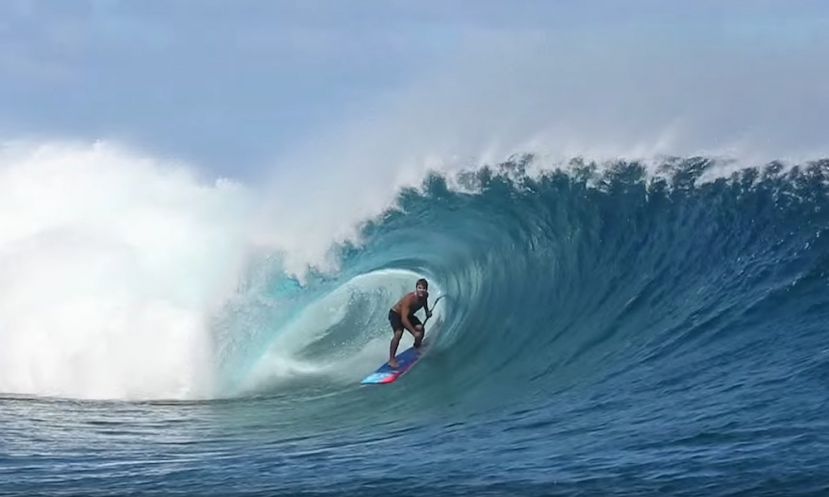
top-left (2, 158), bottom-right (829, 496)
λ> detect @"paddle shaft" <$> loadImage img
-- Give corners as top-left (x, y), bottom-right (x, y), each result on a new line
top-left (423, 295), bottom-right (444, 326)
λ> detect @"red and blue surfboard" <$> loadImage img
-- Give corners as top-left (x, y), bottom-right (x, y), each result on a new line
top-left (361, 342), bottom-right (428, 385)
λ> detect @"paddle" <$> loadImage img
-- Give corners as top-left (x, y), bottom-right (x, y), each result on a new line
top-left (423, 295), bottom-right (444, 326)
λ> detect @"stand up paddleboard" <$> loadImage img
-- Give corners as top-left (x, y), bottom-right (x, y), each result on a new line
top-left (361, 296), bottom-right (443, 385)
top-left (360, 342), bottom-right (429, 384)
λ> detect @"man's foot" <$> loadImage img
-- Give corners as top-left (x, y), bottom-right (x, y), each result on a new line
top-left (388, 358), bottom-right (399, 369)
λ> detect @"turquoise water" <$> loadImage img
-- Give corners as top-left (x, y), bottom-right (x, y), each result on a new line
top-left (2, 159), bottom-right (829, 496)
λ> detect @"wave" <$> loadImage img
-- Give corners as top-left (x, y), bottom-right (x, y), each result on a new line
top-left (2, 142), bottom-right (827, 409)
top-left (221, 156), bottom-right (829, 417)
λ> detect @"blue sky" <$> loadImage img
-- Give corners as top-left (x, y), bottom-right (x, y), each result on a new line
top-left (2, 1), bottom-right (828, 178)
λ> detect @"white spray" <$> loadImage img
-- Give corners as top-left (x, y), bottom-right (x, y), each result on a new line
top-left (0, 141), bottom-right (253, 400)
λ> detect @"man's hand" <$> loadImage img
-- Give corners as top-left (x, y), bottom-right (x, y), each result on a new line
top-left (426, 310), bottom-right (433, 319)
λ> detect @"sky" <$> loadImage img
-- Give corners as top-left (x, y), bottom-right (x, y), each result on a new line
top-left (1, 1), bottom-right (829, 179)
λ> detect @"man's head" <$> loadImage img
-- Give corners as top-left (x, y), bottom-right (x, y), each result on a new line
top-left (415, 278), bottom-right (428, 298)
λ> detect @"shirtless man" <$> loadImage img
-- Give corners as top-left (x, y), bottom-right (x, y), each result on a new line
top-left (387, 278), bottom-right (432, 369)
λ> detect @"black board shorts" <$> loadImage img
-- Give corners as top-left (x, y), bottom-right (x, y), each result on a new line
top-left (388, 309), bottom-right (422, 332)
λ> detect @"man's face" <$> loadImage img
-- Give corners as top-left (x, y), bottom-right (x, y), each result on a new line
top-left (415, 284), bottom-right (428, 298)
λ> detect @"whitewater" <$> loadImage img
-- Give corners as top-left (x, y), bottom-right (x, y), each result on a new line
top-left (1, 139), bottom-right (828, 496)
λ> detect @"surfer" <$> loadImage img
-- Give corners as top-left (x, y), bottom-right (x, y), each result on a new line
top-left (387, 278), bottom-right (432, 369)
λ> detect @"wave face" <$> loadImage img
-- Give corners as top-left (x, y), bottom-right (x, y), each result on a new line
top-left (4, 157), bottom-right (829, 496)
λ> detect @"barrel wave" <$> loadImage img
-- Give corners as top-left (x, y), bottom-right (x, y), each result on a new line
top-left (230, 158), bottom-right (829, 404)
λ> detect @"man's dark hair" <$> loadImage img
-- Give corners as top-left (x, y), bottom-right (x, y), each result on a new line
top-left (416, 278), bottom-right (428, 288)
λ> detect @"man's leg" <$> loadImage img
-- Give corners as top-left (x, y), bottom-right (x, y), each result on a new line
top-left (408, 315), bottom-right (424, 348)
top-left (389, 329), bottom-right (404, 368)
top-left (413, 325), bottom-right (424, 348)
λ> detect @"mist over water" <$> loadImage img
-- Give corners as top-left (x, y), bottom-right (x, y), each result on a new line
top-left (0, 142), bottom-right (253, 399)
